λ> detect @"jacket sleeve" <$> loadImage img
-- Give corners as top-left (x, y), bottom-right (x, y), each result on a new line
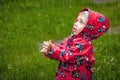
top-left (44, 38), bottom-right (67, 61)
top-left (45, 38), bottom-right (95, 66)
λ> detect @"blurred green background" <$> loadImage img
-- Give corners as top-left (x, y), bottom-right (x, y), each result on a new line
top-left (0, 0), bottom-right (120, 80)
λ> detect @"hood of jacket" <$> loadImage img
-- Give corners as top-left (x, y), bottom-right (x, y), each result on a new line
top-left (72, 8), bottom-right (110, 40)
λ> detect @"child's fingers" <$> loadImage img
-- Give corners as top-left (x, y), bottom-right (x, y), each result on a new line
top-left (41, 47), bottom-right (52, 55)
top-left (43, 41), bottom-right (49, 46)
top-left (43, 45), bottom-right (52, 53)
top-left (43, 41), bottom-right (52, 49)
top-left (44, 40), bottom-right (52, 44)
top-left (41, 40), bottom-right (52, 52)
top-left (41, 48), bottom-right (50, 54)
top-left (40, 48), bottom-right (47, 53)
top-left (48, 40), bottom-right (52, 46)
top-left (40, 48), bottom-right (45, 52)
top-left (42, 45), bottom-right (48, 49)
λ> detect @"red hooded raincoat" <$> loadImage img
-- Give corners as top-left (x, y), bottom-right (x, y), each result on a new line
top-left (45, 8), bottom-right (109, 80)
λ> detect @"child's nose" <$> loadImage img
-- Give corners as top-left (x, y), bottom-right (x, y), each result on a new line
top-left (75, 22), bottom-right (79, 26)
top-left (74, 24), bottom-right (78, 28)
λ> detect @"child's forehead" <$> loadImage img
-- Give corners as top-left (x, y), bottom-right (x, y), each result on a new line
top-left (77, 12), bottom-right (87, 19)
top-left (79, 12), bottom-right (86, 16)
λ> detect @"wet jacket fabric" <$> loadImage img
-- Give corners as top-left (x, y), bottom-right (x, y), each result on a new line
top-left (45, 8), bottom-right (109, 80)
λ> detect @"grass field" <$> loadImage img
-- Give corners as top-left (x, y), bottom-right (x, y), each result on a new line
top-left (0, 0), bottom-right (120, 80)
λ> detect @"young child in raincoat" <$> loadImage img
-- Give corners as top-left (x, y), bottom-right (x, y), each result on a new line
top-left (40, 8), bottom-right (109, 80)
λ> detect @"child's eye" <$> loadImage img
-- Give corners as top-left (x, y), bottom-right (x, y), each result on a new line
top-left (79, 20), bottom-right (84, 24)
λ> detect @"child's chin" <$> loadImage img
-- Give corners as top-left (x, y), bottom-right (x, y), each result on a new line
top-left (73, 32), bottom-right (78, 35)
top-left (72, 31), bottom-right (79, 35)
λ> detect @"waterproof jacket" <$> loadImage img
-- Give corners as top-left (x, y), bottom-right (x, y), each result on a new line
top-left (45, 8), bottom-right (109, 80)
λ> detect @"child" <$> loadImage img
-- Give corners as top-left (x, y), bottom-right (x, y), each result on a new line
top-left (40, 8), bottom-right (109, 80)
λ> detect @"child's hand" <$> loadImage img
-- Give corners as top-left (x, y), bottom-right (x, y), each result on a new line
top-left (40, 40), bottom-right (52, 54)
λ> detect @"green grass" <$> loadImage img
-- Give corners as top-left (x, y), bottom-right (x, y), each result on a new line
top-left (93, 34), bottom-right (120, 80)
top-left (0, 0), bottom-right (120, 80)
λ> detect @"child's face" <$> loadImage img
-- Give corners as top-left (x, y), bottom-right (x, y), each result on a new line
top-left (72, 12), bottom-right (88, 35)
